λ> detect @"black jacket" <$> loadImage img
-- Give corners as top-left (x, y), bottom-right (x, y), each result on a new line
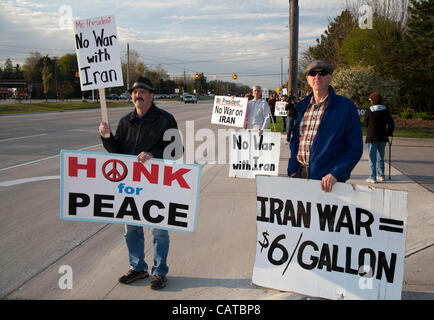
top-left (101, 103), bottom-right (182, 160)
top-left (286, 101), bottom-right (297, 118)
top-left (364, 105), bottom-right (394, 143)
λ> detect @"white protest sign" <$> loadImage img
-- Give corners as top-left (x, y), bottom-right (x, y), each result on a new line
top-left (60, 150), bottom-right (201, 233)
top-left (252, 176), bottom-right (408, 300)
top-left (262, 88), bottom-right (269, 99)
top-left (229, 131), bottom-right (281, 179)
top-left (274, 101), bottom-right (287, 116)
top-left (211, 96), bottom-right (248, 128)
top-left (73, 15), bottom-right (124, 91)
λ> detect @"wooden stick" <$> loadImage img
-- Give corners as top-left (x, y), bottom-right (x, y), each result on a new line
top-left (98, 88), bottom-right (110, 138)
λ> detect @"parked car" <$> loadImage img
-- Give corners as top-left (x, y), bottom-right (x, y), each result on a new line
top-left (107, 93), bottom-right (119, 100)
top-left (119, 93), bottom-right (128, 100)
top-left (183, 94), bottom-right (197, 104)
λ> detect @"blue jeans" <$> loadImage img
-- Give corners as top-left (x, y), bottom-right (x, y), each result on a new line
top-left (282, 116), bottom-right (287, 131)
top-left (367, 142), bottom-right (386, 180)
top-left (286, 117), bottom-right (296, 142)
top-left (124, 225), bottom-right (169, 276)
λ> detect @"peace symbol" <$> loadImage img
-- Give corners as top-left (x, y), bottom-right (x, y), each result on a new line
top-left (102, 159), bottom-right (128, 182)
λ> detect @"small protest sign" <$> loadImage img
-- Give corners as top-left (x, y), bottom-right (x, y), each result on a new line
top-left (274, 101), bottom-right (287, 116)
top-left (211, 96), bottom-right (248, 128)
top-left (252, 176), bottom-right (408, 300)
top-left (73, 15), bottom-right (123, 91)
top-left (60, 150), bottom-right (201, 233)
top-left (229, 131), bottom-right (281, 179)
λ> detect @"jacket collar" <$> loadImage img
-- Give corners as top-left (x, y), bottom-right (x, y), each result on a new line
top-left (296, 85), bottom-right (336, 113)
top-left (129, 103), bottom-right (159, 123)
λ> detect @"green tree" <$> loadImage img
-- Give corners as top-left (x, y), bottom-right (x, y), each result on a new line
top-left (341, 17), bottom-right (405, 80)
top-left (41, 56), bottom-right (52, 101)
top-left (3, 59), bottom-right (14, 79)
top-left (308, 9), bottom-right (358, 68)
top-left (403, 0), bottom-right (434, 111)
top-left (57, 53), bottom-right (80, 99)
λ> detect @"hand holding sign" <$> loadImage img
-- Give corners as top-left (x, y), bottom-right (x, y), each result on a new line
top-left (99, 121), bottom-right (111, 138)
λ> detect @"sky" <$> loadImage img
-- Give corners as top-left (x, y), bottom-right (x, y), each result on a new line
top-left (0, 0), bottom-right (351, 90)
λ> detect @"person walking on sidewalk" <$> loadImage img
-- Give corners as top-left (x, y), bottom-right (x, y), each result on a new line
top-left (287, 60), bottom-right (363, 192)
top-left (364, 92), bottom-right (394, 183)
top-left (246, 85), bottom-right (272, 136)
top-left (98, 76), bottom-right (182, 290)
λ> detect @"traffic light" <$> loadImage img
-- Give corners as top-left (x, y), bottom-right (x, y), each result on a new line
top-left (194, 73), bottom-right (200, 79)
top-left (232, 74), bottom-right (237, 80)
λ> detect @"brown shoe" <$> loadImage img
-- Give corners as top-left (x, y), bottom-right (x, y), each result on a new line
top-left (150, 274), bottom-right (167, 290)
top-left (118, 269), bottom-right (149, 284)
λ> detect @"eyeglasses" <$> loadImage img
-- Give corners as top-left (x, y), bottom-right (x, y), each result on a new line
top-left (307, 70), bottom-right (330, 77)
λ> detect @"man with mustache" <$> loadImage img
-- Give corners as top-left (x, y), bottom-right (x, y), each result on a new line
top-left (99, 76), bottom-right (182, 290)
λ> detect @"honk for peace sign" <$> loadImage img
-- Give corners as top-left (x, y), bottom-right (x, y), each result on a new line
top-left (60, 150), bottom-right (201, 233)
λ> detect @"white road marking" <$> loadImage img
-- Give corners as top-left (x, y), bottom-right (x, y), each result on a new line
top-left (0, 144), bottom-right (103, 172)
top-left (0, 133), bottom-right (47, 143)
top-left (0, 175), bottom-right (60, 187)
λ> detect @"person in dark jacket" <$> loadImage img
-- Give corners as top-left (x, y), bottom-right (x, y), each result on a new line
top-left (285, 95), bottom-right (298, 143)
top-left (364, 92), bottom-right (394, 183)
top-left (99, 76), bottom-right (182, 290)
top-left (287, 60), bottom-right (363, 192)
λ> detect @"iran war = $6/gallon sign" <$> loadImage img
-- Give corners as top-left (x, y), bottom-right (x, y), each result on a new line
top-left (252, 176), bottom-right (408, 300)
top-left (60, 150), bottom-right (201, 233)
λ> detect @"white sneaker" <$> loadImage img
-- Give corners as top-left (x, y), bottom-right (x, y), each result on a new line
top-left (377, 176), bottom-right (385, 182)
top-left (366, 178), bottom-right (376, 183)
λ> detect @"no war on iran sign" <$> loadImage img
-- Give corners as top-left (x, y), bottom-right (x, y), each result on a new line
top-left (211, 96), bottom-right (248, 128)
top-left (60, 150), bottom-right (201, 233)
top-left (253, 176), bottom-right (408, 300)
top-left (73, 15), bottom-right (123, 91)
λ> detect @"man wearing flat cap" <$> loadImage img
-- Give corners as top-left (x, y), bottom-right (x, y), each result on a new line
top-left (287, 60), bottom-right (363, 192)
top-left (99, 76), bottom-right (182, 290)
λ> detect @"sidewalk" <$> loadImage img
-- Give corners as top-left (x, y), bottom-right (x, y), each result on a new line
top-left (8, 135), bottom-right (434, 300)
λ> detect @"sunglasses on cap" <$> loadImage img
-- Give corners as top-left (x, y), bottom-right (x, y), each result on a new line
top-left (307, 70), bottom-right (330, 77)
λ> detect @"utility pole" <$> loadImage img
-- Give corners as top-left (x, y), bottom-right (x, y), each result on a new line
top-left (289, 0), bottom-right (299, 96)
top-left (183, 69), bottom-right (186, 93)
top-left (280, 56), bottom-right (283, 89)
top-left (127, 43), bottom-right (130, 102)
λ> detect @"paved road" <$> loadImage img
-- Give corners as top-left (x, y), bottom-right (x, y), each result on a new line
top-left (0, 101), bottom-right (433, 300)
top-left (385, 138), bottom-right (434, 192)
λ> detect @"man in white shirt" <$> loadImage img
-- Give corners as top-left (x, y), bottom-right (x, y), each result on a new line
top-left (245, 85), bottom-right (271, 136)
